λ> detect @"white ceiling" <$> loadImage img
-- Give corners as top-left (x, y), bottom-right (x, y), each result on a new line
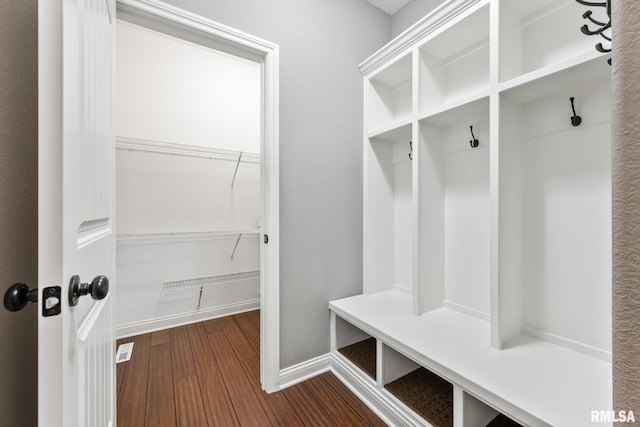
top-left (365, 0), bottom-right (413, 15)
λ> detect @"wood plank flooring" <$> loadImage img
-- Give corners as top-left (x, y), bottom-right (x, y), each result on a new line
top-left (116, 311), bottom-right (386, 426)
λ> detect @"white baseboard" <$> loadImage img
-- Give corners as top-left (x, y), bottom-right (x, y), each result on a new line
top-left (277, 352), bottom-right (424, 426)
top-left (116, 299), bottom-right (259, 338)
top-left (278, 353), bottom-right (332, 390)
top-left (444, 300), bottom-right (490, 322)
top-left (522, 325), bottom-right (612, 362)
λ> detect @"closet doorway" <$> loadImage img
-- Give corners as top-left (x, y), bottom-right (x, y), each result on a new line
top-left (115, 0), bottom-right (280, 392)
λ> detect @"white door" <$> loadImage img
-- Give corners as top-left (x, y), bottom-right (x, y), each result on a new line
top-left (38, 0), bottom-right (116, 426)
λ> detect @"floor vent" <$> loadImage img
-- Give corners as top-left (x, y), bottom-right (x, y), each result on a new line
top-left (116, 342), bottom-right (134, 364)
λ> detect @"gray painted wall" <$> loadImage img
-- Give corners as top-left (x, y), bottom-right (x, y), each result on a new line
top-left (161, 0), bottom-right (390, 369)
top-left (0, 0), bottom-right (38, 426)
top-left (612, 0), bottom-right (640, 420)
top-left (391, 0), bottom-right (444, 38)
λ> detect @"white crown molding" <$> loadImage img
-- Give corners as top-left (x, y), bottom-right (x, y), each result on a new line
top-left (359, 0), bottom-right (485, 76)
top-left (116, 0), bottom-right (278, 60)
top-left (116, 136), bottom-right (260, 163)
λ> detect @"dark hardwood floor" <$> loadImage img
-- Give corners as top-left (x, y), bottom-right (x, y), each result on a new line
top-left (116, 311), bottom-right (387, 426)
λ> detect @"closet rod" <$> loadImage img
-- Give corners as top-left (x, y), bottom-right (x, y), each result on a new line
top-left (230, 233), bottom-right (242, 260)
top-left (115, 136), bottom-right (260, 163)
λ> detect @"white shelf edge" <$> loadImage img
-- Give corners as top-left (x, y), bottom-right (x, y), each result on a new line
top-left (116, 135), bottom-right (261, 163)
top-left (367, 118), bottom-right (414, 140)
top-left (417, 90), bottom-right (490, 123)
top-left (497, 50), bottom-right (609, 96)
top-left (116, 229), bottom-right (261, 246)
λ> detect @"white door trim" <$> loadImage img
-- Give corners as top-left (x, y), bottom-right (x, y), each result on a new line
top-left (115, 0), bottom-right (281, 392)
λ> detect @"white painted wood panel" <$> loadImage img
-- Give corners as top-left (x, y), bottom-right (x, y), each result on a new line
top-left (38, 0), bottom-right (116, 425)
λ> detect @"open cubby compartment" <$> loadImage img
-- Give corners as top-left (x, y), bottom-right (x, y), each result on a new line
top-left (499, 0), bottom-right (609, 83)
top-left (367, 53), bottom-right (413, 132)
top-left (415, 97), bottom-right (490, 318)
top-left (454, 390), bottom-right (523, 427)
top-left (334, 315), bottom-right (377, 381)
top-left (496, 62), bottom-right (612, 360)
top-left (365, 124), bottom-right (414, 296)
top-left (383, 344), bottom-right (453, 427)
top-left (454, 390), bottom-right (498, 427)
top-left (418, 2), bottom-right (490, 113)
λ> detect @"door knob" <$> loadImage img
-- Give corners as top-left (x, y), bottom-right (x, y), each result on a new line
top-left (4, 283), bottom-right (38, 311)
top-left (68, 275), bottom-right (109, 306)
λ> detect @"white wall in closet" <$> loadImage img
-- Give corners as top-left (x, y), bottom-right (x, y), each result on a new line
top-left (115, 20), bottom-right (262, 337)
top-left (116, 20), bottom-right (260, 153)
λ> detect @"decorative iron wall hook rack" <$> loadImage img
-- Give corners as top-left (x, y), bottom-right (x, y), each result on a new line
top-left (575, 0), bottom-right (612, 65)
top-left (469, 126), bottom-right (479, 148)
top-left (570, 97), bottom-right (582, 127)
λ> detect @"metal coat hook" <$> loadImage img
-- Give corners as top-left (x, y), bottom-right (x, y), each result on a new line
top-left (570, 97), bottom-right (582, 127)
top-left (575, 0), bottom-right (611, 65)
top-left (408, 141), bottom-right (413, 160)
top-left (469, 126), bottom-right (479, 148)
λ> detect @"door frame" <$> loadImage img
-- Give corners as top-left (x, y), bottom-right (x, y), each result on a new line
top-left (116, 0), bottom-right (281, 392)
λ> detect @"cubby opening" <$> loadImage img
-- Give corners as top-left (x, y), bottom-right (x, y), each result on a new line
top-left (335, 316), bottom-right (377, 380)
top-left (485, 414), bottom-right (523, 427)
top-left (497, 72), bottom-right (611, 359)
top-left (499, 0), bottom-right (608, 82)
top-left (416, 98), bottom-right (490, 317)
top-left (367, 53), bottom-right (413, 132)
top-left (383, 345), bottom-right (453, 427)
top-left (419, 4), bottom-right (489, 113)
top-left (457, 391), bottom-right (507, 427)
top-left (365, 124), bottom-right (413, 296)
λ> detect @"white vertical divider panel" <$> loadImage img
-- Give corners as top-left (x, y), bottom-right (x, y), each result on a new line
top-left (496, 95), bottom-right (525, 348)
top-left (489, 0), bottom-right (501, 348)
top-left (362, 78), bottom-right (371, 294)
top-left (416, 121), bottom-right (445, 315)
top-left (411, 49), bottom-right (420, 314)
top-left (411, 118), bottom-right (420, 314)
top-left (376, 339), bottom-right (384, 388)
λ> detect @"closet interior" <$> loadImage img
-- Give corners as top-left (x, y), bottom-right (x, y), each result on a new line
top-left (115, 20), bottom-right (262, 337)
top-left (330, 0), bottom-right (612, 426)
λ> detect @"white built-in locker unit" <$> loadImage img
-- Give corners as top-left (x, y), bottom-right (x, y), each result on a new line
top-left (330, 0), bottom-right (612, 425)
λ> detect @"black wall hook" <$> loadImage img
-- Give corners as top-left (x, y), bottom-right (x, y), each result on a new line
top-left (570, 97), bottom-right (582, 127)
top-left (469, 126), bottom-right (479, 148)
top-left (575, 0), bottom-right (611, 65)
top-left (408, 140), bottom-right (413, 160)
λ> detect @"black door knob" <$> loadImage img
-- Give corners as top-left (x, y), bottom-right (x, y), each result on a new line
top-left (68, 275), bottom-right (109, 307)
top-left (4, 283), bottom-right (38, 312)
